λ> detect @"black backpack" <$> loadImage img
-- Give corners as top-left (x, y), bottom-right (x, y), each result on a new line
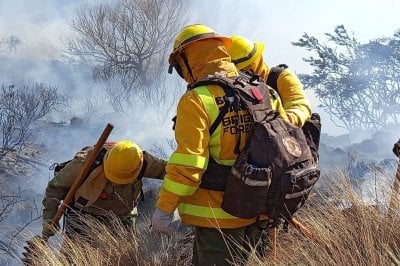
top-left (50, 146), bottom-right (108, 176)
top-left (192, 71), bottom-right (321, 222)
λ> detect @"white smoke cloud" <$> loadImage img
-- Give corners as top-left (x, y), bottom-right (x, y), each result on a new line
top-left (189, 0), bottom-right (400, 135)
top-left (0, 2), bottom-right (399, 264)
top-left (0, 0), bottom-right (398, 147)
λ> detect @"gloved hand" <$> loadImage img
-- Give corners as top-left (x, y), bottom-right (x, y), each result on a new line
top-left (151, 208), bottom-right (175, 236)
top-left (42, 219), bottom-right (60, 238)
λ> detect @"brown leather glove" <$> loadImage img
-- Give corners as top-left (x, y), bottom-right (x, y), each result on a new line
top-left (42, 219), bottom-right (60, 238)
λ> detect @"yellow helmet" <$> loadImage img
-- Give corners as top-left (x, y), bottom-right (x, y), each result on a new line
top-left (168, 24), bottom-right (232, 77)
top-left (227, 35), bottom-right (265, 70)
top-left (103, 140), bottom-right (143, 185)
top-left (172, 24), bottom-right (232, 52)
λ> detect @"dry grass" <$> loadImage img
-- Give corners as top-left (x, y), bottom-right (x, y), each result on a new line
top-left (26, 216), bottom-right (192, 266)
top-left (257, 167), bottom-right (400, 266)
top-left (25, 167), bottom-right (400, 265)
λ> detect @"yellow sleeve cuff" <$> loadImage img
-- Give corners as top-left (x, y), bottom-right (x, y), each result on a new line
top-left (156, 187), bottom-right (181, 214)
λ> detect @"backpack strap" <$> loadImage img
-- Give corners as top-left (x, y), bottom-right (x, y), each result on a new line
top-left (62, 146), bottom-right (108, 211)
top-left (85, 147), bottom-right (108, 179)
top-left (266, 64), bottom-right (288, 98)
top-left (191, 76), bottom-right (238, 136)
top-left (136, 152), bottom-right (148, 201)
top-left (209, 97), bottom-right (230, 136)
top-left (137, 152), bottom-right (148, 181)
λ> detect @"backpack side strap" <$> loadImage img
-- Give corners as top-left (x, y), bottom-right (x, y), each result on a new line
top-left (266, 65), bottom-right (287, 91)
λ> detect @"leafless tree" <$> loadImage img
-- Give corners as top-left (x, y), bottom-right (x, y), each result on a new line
top-left (0, 36), bottom-right (21, 54)
top-left (66, 0), bottom-right (189, 111)
top-left (0, 190), bottom-right (21, 224)
top-left (84, 94), bottom-right (108, 116)
top-left (0, 83), bottom-right (64, 157)
top-left (150, 138), bottom-right (176, 160)
top-left (0, 186), bottom-right (42, 262)
top-left (0, 189), bottom-right (23, 261)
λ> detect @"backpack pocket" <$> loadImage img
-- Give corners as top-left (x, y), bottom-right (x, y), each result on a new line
top-left (221, 153), bottom-right (272, 219)
top-left (266, 164), bottom-right (320, 220)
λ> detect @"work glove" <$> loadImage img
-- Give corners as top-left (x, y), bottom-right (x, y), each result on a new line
top-left (42, 219), bottom-right (60, 238)
top-left (151, 208), bottom-right (175, 236)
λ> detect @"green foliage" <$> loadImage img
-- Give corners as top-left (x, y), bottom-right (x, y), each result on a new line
top-left (292, 25), bottom-right (400, 131)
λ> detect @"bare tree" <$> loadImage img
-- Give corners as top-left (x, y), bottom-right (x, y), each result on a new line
top-left (150, 138), bottom-right (176, 160)
top-left (66, 0), bottom-right (189, 111)
top-left (0, 186), bottom-right (42, 262)
top-left (0, 36), bottom-right (21, 54)
top-left (0, 83), bottom-right (64, 157)
top-left (0, 188), bottom-right (23, 261)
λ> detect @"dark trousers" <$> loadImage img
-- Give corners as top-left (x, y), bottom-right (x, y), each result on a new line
top-left (192, 220), bottom-right (268, 266)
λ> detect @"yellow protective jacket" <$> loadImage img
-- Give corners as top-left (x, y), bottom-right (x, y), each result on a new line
top-left (157, 40), bottom-right (283, 228)
top-left (250, 57), bottom-right (312, 127)
top-left (43, 145), bottom-right (166, 223)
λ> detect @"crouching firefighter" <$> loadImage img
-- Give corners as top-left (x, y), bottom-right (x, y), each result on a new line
top-left (42, 140), bottom-right (166, 239)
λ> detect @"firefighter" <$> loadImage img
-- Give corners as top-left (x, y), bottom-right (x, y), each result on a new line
top-left (151, 24), bottom-right (269, 265)
top-left (227, 35), bottom-right (312, 127)
top-left (42, 140), bottom-right (166, 239)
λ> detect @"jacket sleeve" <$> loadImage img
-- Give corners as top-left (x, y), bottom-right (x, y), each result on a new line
top-left (42, 151), bottom-right (87, 221)
top-left (276, 68), bottom-right (312, 127)
top-left (142, 151), bottom-right (167, 180)
top-left (157, 90), bottom-right (210, 214)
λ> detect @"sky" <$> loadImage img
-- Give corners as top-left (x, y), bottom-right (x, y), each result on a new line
top-left (0, 0), bottom-right (399, 136)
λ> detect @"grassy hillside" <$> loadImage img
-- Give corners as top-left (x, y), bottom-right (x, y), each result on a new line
top-left (23, 167), bottom-right (400, 265)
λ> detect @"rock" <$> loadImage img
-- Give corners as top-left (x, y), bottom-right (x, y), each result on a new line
top-left (70, 117), bottom-right (85, 128)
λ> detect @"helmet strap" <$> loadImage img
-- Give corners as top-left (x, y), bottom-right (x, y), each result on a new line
top-left (179, 51), bottom-right (196, 83)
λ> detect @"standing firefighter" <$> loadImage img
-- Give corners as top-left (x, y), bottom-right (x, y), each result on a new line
top-left (227, 35), bottom-right (312, 127)
top-left (42, 140), bottom-right (166, 239)
top-left (151, 24), bottom-right (269, 265)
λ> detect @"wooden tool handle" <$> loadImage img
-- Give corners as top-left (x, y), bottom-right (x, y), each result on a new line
top-left (51, 123), bottom-right (114, 226)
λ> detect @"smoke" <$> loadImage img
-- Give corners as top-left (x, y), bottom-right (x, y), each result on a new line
top-left (0, 1), bottom-right (399, 263)
top-left (0, 0), bottom-right (397, 200)
top-left (1, 0), bottom-right (399, 134)
top-left (0, 0), bottom-right (397, 188)
top-left (189, 0), bottom-right (400, 136)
